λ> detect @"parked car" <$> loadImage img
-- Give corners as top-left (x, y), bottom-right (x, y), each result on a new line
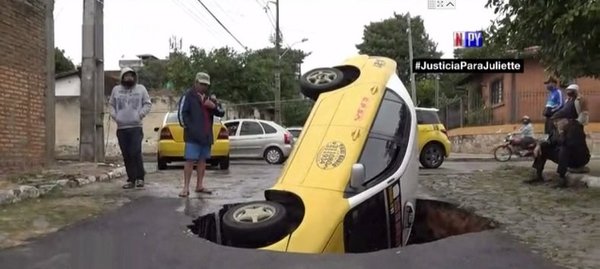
top-left (222, 119), bottom-right (294, 164)
top-left (208, 55), bottom-right (419, 253)
top-left (285, 127), bottom-right (303, 142)
top-left (415, 107), bottom-right (452, 169)
top-left (153, 111), bottom-right (230, 170)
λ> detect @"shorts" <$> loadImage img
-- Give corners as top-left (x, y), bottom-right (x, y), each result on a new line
top-left (184, 142), bottom-right (211, 161)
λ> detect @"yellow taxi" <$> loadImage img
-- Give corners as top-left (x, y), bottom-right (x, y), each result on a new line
top-left (196, 55), bottom-right (419, 254)
top-left (415, 107), bottom-right (452, 168)
top-left (154, 111), bottom-right (230, 170)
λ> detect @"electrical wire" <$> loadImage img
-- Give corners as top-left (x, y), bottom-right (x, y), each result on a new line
top-left (170, 0), bottom-right (227, 43)
top-left (192, 0), bottom-right (248, 51)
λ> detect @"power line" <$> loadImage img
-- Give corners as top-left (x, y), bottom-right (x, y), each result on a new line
top-left (170, 0), bottom-right (226, 43)
top-left (193, 0), bottom-right (248, 51)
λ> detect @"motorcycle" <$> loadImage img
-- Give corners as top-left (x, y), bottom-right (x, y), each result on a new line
top-left (493, 133), bottom-right (537, 162)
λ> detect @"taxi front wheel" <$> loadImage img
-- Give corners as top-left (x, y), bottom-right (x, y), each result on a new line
top-left (222, 201), bottom-right (288, 247)
top-left (300, 67), bottom-right (344, 100)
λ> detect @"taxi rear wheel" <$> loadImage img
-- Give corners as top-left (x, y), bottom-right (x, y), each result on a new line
top-left (222, 201), bottom-right (288, 247)
top-left (219, 156), bottom-right (230, 170)
top-left (419, 143), bottom-right (445, 169)
top-left (157, 157), bottom-right (167, 170)
top-left (300, 67), bottom-right (344, 100)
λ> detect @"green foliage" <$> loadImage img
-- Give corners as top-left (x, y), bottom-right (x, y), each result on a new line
top-left (55, 47), bottom-right (76, 74)
top-left (156, 44), bottom-right (311, 125)
top-left (485, 0), bottom-right (600, 79)
top-left (356, 12), bottom-right (443, 82)
top-left (137, 59), bottom-right (167, 90)
top-left (282, 100), bottom-right (313, 127)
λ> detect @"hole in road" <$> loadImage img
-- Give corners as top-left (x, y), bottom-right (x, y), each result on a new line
top-left (407, 199), bottom-right (497, 245)
top-left (187, 198), bottom-right (497, 252)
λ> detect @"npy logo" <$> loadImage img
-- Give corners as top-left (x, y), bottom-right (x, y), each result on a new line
top-left (453, 31), bottom-right (483, 48)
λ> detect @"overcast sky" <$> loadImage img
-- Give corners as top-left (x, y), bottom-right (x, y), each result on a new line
top-left (54, 0), bottom-right (496, 72)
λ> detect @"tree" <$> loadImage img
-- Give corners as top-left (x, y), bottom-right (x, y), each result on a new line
top-left (356, 13), bottom-right (442, 83)
top-left (55, 47), bottom-right (76, 74)
top-left (485, 0), bottom-right (600, 79)
top-left (137, 59), bottom-right (168, 90)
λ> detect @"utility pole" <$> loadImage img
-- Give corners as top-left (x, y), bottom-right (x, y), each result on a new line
top-left (273, 0), bottom-right (282, 125)
top-left (407, 14), bottom-right (417, 104)
top-left (80, 0), bottom-right (104, 162)
top-left (435, 74), bottom-right (440, 108)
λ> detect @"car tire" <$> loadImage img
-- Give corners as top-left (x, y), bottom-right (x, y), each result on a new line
top-left (300, 67), bottom-right (344, 101)
top-left (157, 157), bottom-right (167, 170)
top-left (264, 147), bottom-right (284, 164)
top-left (222, 201), bottom-right (288, 247)
top-left (419, 143), bottom-right (445, 169)
top-left (219, 156), bottom-right (230, 170)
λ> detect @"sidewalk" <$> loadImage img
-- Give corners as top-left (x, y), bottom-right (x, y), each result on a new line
top-left (447, 153), bottom-right (600, 162)
top-left (0, 161), bottom-right (126, 206)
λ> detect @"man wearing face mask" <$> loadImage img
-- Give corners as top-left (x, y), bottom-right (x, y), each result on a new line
top-left (542, 77), bottom-right (564, 134)
top-left (109, 67), bottom-right (153, 189)
top-left (177, 72), bottom-right (225, 197)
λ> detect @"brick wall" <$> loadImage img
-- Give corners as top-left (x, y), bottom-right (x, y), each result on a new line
top-left (0, 0), bottom-right (49, 175)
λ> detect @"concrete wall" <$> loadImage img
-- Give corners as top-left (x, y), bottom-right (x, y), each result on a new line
top-left (448, 124), bottom-right (600, 155)
top-left (56, 75), bottom-right (81, 96)
top-left (55, 95), bottom-right (178, 158)
top-left (0, 0), bottom-right (49, 174)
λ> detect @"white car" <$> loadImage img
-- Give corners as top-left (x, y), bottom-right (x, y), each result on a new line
top-left (222, 119), bottom-right (294, 164)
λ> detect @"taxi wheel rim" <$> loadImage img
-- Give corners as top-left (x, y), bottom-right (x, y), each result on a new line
top-left (306, 70), bottom-right (337, 85)
top-left (267, 149), bottom-right (281, 163)
top-left (232, 204), bottom-right (276, 223)
top-left (426, 147), bottom-right (442, 166)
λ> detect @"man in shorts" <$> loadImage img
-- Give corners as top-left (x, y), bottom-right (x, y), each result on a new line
top-left (177, 72), bottom-right (224, 197)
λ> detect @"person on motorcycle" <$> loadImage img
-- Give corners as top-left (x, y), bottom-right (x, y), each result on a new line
top-left (515, 115), bottom-right (536, 149)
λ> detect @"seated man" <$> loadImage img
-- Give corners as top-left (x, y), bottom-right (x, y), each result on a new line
top-left (524, 116), bottom-right (590, 188)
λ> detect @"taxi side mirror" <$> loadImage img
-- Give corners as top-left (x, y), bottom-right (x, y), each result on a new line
top-left (350, 163), bottom-right (366, 189)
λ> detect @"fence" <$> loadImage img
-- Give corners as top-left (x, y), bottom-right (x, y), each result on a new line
top-left (437, 89), bottom-right (600, 130)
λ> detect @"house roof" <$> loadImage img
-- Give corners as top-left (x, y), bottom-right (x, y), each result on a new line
top-left (55, 69), bottom-right (80, 79)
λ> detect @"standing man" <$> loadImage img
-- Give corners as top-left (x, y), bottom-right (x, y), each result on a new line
top-left (542, 77), bottom-right (564, 134)
top-left (109, 67), bottom-right (152, 189)
top-left (178, 72), bottom-right (225, 197)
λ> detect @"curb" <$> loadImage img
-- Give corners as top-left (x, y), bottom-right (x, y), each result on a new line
top-left (0, 167), bottom-right (127, 206)
top-left (446, 156), bottom-right (600, 163)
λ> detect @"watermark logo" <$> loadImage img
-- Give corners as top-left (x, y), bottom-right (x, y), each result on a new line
top-left (454, 31), bottom-right (484, 48)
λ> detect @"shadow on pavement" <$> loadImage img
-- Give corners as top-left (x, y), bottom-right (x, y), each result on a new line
top-left (0, 197), bottom-right (564, 269)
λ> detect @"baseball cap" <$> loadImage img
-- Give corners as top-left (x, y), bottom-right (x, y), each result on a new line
top-left (195, 72), bottom-right (211, 85)
top-left (566, 84), bottom-right (579, 91)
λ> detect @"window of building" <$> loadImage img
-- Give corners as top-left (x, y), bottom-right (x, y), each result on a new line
top-left (490, 79), bottom-right (503, 105)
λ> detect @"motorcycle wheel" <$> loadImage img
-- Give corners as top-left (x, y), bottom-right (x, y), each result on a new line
top-left (493, 145), bottom-right (513, 162)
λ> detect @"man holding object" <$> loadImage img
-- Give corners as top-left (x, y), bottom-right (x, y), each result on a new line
top-left (177, 72), bottom-right (225, 197)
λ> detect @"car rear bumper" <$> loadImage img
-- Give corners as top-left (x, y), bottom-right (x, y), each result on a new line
top-left (281, 144), bottom-right (293, 157)
top-left (158, 139), bottom-right (230, 159)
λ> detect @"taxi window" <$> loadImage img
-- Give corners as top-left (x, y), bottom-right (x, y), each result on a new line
top-left (416, 110), bottom-right (441, 124)
top-left (357, 90), bottom-right (411, 187)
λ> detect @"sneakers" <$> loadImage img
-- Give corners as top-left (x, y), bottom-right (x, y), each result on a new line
top-left (122, 179), bottom-right (144, 189)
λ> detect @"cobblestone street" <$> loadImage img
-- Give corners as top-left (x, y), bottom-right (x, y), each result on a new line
top-left (419, 163), bottom-right (600, 269)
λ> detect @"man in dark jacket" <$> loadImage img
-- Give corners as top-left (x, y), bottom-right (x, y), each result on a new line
top-left (178, 72), bottom-right (225, 197)
top-left (525, 115), bottom-right (590, 188)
